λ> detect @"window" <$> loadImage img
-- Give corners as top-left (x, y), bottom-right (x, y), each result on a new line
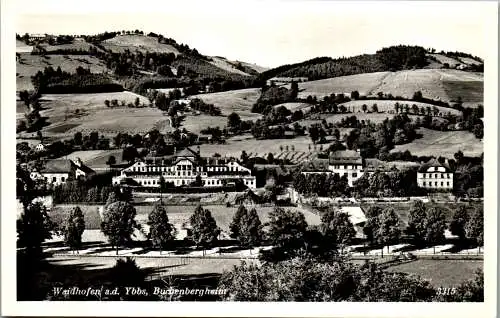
top-left (182, 180), bottom-right (185, 185)
top-left (44, 177), bottom-right (48, 181)
top-left (352, 173), bottom-right (357, 178)
top-left (441, 173), bottom-right (444, 178)
top-left (435, 174), bottom-right (438, 178)
top-left (435, 182), bottom-right (438, 186)
top-left (52, 177), bottom-right (56, 182)
top-left (61, 177), bottom-right (65, 182)
top-left (423, 181), bottom-right (426, 186)
top-left (447, 182), bottom-right (450, 186)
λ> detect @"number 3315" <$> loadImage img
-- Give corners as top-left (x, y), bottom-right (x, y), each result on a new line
top-left (437, 287), bottom-right (456, 295)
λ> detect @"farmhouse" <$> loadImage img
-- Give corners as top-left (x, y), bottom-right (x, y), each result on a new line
top-left (417, 158), bottom-right (454, 190)
top-left (112, 147), bottom-right (257, 189)
top-left (31, 158), bottom-right (95, 185)
top-left (35, 143), bottom-right (49, 152)
top-left (28, 33), bottom-right (46, 42)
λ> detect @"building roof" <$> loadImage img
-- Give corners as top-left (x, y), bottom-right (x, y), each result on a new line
top-left (364, 159), bottom-right (396, 172)
top-left (175, 147), bottom-right (199, 158)
top-left (75, 162), bottom-right (95, 175)
top-left (329, 150), bottom-right (362, 165)
top-left (418, 158), bottom-right (451, 173)
top-left (302, 159), bottom-right (330, 172)
top-left (41, 159), bottom-right (73, 174)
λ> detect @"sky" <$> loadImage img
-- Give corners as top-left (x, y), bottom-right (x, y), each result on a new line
top-left (13, 0), bottom-right (493, 68)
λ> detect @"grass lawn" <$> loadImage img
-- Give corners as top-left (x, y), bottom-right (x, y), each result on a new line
top-left (49, 204), bottom-right (102, 230)
top-left (385, 259), bottom-right (483, 287)
top-left (101, 35), bottom-right (180, 55)
top-left (391, 127), bottom-right (483, 158)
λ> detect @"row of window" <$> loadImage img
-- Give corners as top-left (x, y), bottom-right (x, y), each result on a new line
top-left (331, 165), bottom-right (362, 170)
top-left (423, 181), bottom-right (451, 187)
top-left (131, 165), bottom-right (245, 173)
top-left (45, 176), bottom-right (65, 183)
top-left (422, 173), bottom-right (451, 179)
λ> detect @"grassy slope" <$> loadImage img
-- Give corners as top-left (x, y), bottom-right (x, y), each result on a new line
top-left (16, 54), bottom-right (109, 91)
top-left (101, 35), bottom-right (180, 55)
top-left (208, 57), bottom-right (251, 76)
top-left (339, 100), bottom-right (462, 115)
top-left (191, 88), bottom-right (262, 120)
top-left (390, 127), bottom-right (483, 158)
top-left (22, 92), bottom-right (167, 138)
top-left (181, 115), bottom-right (227, 134)
top-left (296, 69), bottom-right (483, 108)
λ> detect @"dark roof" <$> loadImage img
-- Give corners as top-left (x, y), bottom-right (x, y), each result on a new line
top-left (75, 162), bottom-right (95, 175)
top-left (329, 150), bottom-right (362, 165)
top-left (364, 159), bottom-right (393, 172)
top-left (418, 158), bottom-right (451, 173)
top-left (175, 147), bottom-right (199, 158)
top-left (41, 159), bottom-right (73, 174)
top-left (302, 159), bottom-right (330, 172)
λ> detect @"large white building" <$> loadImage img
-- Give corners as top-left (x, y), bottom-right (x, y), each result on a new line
top-left (301, 150), bottom-right (364, 186)
top-left (417, 159), bottom-right (454, 190)
top-left (112, 147), bottom-right (256, 189)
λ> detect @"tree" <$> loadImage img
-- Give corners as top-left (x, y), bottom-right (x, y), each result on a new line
top-left (229, 205), bottom-right (247, 239)
top-left (449, 206), bottom-right (468, 242)
top-left (362, 104), bottom-right (368, 113)
top-left (227, 112), bottom-right (242, 132)
top-left (266, 152), bottom-right (274, 164)
top-left (106, 155), bottom-right (116, 168)
top-left (134, 97), bottom-right (140, 108)
top-left (100, 201), bottom-right (138, 254)
top-left (230, 205), bottom-right (263, 248)
top-left (394, 102), bottom-right (400, 113)
top-left (406, 200), bottom-right (427, 244)
top-left (376, 208), bottom-right (401, 256)
top-left (466, 206), bottom-right (483, 251)
top-left (240, 150), bottom-right (249, 164)
top-left (73, 132), bottom-right (83, 145)
top-left (147, 203), bottom-right (176, 253)
top-left (189, 205), bottom-right (221, 255)
top-left (267, 208), bottom-right (308, 257)
top-left (320, 208), bottom-right (356, 252)
top-left (17, 202), bottom-right (55, 256)
top-left (351, 91), bottom-right (360, 100)
top-left (122, 146), bottom-right (139, 163)
top-left (423, 208), bottom-right (446, 253)
top-left (371, 104), bottom-right (378, 113)
top-left (110, 257), bottom-right (146, 291)
top-left (62, 206), bottom-right (85, 253)
top-left (105, 99), bottom-right (111, 107)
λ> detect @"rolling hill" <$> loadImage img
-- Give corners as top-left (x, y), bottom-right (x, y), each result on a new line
top-left (101, 34), bottom-right (181, 54)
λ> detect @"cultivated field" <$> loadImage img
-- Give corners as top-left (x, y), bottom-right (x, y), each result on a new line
top-left (24, 92), bottom-right (170, 138)
top-left (199, 134), bottom-right (319, 159)
top-left (428, 54), bottom-right (462, 68)
top-left (37, 38), bottom-right (98, 53)
top-left (236, 60), bottom-right (269, 73)
top-left (101, 35), bottom-right (180, 55)
top-left (208, 56), bottom-right (251, 76)
top-left (16, 54), bottom-right (109, 91)
top-left (391, 128), bottom-right (483, 158)
top-left (297, 69), bottom-right (483, 108)
top-left (385, 259), bottom-right (483, 288)
top-left (191, 88), bottom-right (262, 120)
top-left (16, 40), bottom-right (32, 53)
top-left (180, 115), bottom-right (227, 134)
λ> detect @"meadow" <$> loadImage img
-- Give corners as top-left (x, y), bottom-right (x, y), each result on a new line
top-left (101, 35), bottom-right (180, 55)
top-left (23, 92), bottom-right (168, 138)
top-left (390, 128), bottom-right (483, 158)
top-left (16, 53), bottom-right (109, 91)
top-left (180, 114), bottom-right (227, 134)
top-left (191, 88), bottom-right (262, 121)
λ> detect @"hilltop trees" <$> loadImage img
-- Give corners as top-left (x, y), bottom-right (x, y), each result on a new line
top-left (189, 205), bottom-right (221, 255)
top-left (147, 203), bottom-right (176, 253)
top-left (62, 206), bottom-right (86, 253)
top-left (100, 201), bottom-right (138, 254)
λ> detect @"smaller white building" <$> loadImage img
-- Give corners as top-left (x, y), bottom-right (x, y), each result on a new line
top-left (417, 159), bottom-right (454, 190)
top-left (32, 158), bottom-right (95, 185)
top-left (328, 150), bottom-right (364, 187)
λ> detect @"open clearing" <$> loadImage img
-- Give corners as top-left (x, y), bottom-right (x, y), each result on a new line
top-left (102, 35), bottom-right (180, 55)
top-left (297, 69), bottom-right (483, 108)
top-left (24, 92), bottom-right (168, 138)
top-left (428, 54), bottom-right (462, 68)
top-left (274, 102), bottom-right (312, 113)
top-left (391, 128), bottom-right (483, 158)
top-left (181, 115), bottom-right (227, 134)
top-left (385, 259), bottom-right (482, 287)
top-left (191, 88), bottom-right (262, 121)
top-left (16, 54), bottom-right (109, 91)
top-left (56, 149), bottom-right (125, 168)
top-left (199, 134), bottom-right (318, 158)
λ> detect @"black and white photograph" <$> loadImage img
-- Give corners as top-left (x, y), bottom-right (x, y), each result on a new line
top-left (1, 0), bottom-right (498, 317)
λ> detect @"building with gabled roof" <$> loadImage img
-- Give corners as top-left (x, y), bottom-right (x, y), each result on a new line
top-left (31, 158), bottom-right (95, 185)
top-left (112, 147), bottom-right (256, 189)
top-left (417, 158), bottom-right (453, 190)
